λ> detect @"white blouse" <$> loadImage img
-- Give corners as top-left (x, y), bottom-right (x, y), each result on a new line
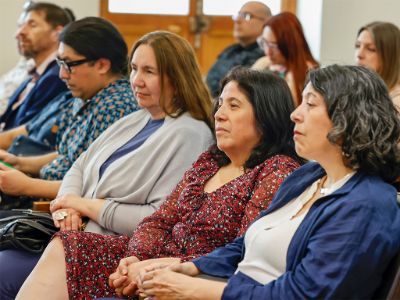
top-left (236, 172), bottom-right (355, 285)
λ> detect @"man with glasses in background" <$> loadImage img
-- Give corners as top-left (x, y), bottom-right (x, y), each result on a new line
top-left (0, 2), bottom-right (71, 131)
top-left (206, 1), bottom-right (271, 97)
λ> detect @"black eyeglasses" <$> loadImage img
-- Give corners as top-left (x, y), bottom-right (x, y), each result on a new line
top-left (56, 57), bottom-right (93, 74)
top-left (232, 12), bottom-right (265, 22)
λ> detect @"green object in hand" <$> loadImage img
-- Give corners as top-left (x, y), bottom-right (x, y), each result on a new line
top-left (0, 160), bottom-right (15, 169)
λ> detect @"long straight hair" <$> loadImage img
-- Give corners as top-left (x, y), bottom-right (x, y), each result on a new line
top-left (358, 22), bottom-right (400, 91)
top-left (265, 12), bottom-right (319, 105)
top-left (130, 31), bottom-right (213, 130)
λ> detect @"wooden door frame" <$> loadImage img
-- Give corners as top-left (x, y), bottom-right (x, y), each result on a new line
top-left (101, 0), bottom-right (298, 17)
top-left (281, 0), bottom-right (297, 13)
top-left (100, 0), bottom-right (297, 73)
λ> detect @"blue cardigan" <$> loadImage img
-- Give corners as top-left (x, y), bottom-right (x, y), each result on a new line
top-left (0, 60), bottom-right (67, 130)
top-left (193, 162), bottom-right (400, 299)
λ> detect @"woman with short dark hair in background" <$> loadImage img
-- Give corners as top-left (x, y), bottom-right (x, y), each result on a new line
top-left (135, 65), bottom-right (400, 300)
top-left (355, 21), bottom-right (400, 107)
top-left (16, 66), bottom-right (302, 299)
top-left (253, 12), bottom-right (319, 106)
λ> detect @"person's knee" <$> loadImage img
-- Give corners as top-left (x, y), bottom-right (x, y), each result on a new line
top-left (43, 236), bottom-right (64, 260)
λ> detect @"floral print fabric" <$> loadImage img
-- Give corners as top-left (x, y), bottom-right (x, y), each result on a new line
top-left (56, 151), bottom-right (299, 298)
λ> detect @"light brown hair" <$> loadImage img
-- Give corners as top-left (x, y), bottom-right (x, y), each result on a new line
top-left (358, 22), bottom-right (400, 90)
top-left (130, 31), bottom-right (213, 129)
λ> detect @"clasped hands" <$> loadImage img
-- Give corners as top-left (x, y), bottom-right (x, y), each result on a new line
top-left (50, 194), bottom-right (83, 231)
top-left (108, 256), bottom-right (200, 299)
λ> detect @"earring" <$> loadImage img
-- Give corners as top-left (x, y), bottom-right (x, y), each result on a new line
top-left (342, 150), bottom-right (350, 158)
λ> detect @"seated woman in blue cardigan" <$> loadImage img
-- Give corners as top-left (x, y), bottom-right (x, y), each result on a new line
top-left (134, 65), bottom-right (400, 300)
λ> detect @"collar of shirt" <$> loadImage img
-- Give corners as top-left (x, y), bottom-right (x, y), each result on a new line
top-left (35, 51), bottom-right (58, 76)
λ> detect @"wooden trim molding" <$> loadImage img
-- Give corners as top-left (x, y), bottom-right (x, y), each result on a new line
top-left (281, 0), bottom-right (297, 13)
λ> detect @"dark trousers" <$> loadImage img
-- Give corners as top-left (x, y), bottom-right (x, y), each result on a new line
top-left (0, 249), bottom-right (41, 299)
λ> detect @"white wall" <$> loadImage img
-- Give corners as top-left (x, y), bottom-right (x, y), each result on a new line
top-left (298, 0), bottom-right (400, 66)
top-left (297, 0), bottom-right (322, 60)
top-left (1, 0), bottom-right (399, 73)
top-left (320, 0), bottom-right (400, 66)
top-left (0, 0), bottom-right (100, 74)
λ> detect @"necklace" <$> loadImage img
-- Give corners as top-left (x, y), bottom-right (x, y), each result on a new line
top-left (319, 177), bottom-right (330, 195)
top-left (319, 177), bottom-right (331, 196)
top-left (319, 172), bottom-right (354, 196)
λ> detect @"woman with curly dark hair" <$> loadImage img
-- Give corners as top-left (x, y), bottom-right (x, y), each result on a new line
top-left (134, 65), bottom-right (400, 300)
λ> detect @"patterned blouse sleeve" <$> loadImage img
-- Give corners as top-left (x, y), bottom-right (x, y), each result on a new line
top-left (127, 151), bottom-right (211, 260)
top-left (126, 175), bottom-right (187, 260)
top-left (237, 156), bottom-right (299, 236)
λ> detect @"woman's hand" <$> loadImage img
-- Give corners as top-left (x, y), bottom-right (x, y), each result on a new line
top-left (136, 262), bottom-right (171, 291)
top-left (0, 165), bottom-right (32, 195)
top-left (109, 256), bottom-right (140, 296)
top-left (50, 195), bottom-right (86, 231)
top-left (50, 194), bottom-right (83, 213)
top-left (52, 207), bottom-right (82, 231)
top-left (109, 257), bottom-right (182, 297)
top-left (50, 194), bottom-right (105, 223)
top-left (137, 265), bottom-right (202, 300)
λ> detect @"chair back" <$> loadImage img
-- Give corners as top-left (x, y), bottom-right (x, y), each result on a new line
top-left (374, 250), bottom-right (400, 299)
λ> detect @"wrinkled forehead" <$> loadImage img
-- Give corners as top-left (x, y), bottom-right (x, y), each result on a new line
top-left (21, 9), bottom-right (49, 26)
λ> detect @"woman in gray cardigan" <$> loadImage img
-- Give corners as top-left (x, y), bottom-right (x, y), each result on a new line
top-left (0, 31), bottom-right (213, 300)
top-left (49, 31), bottom-right (214, 235)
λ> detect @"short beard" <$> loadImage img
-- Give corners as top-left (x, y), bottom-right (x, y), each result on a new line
top-left (20, 48), bottom-right (36, 59)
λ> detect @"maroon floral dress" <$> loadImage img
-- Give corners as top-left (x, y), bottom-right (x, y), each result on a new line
top-left (56, 151), bottom-right (299, 299)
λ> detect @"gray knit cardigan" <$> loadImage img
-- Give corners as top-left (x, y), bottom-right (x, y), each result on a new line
top-left (57, 109), bottom-right (213, 235)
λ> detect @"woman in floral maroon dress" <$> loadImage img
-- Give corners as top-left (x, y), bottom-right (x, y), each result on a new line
top-left (17, 64), bottom-right (302, 298)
